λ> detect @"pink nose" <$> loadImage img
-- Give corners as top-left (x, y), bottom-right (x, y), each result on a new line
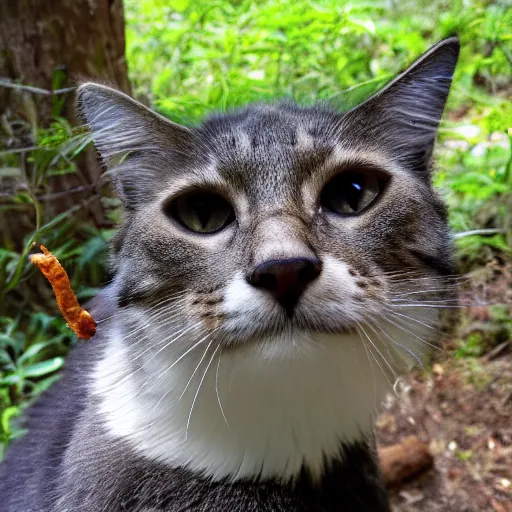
top-left (247, 257), bottom-right (322, 316)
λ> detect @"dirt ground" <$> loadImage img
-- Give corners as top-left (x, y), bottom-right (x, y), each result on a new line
top-left (377, 261), bottom-right (512, 512)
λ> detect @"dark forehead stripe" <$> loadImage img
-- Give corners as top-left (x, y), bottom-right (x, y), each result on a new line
top-left (200, 102), bottom-right (341, 146)
top-left (197, 103), bottom-right (337, 202)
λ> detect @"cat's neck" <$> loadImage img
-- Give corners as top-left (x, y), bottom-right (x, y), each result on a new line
top-left (91, 318), bottom-right (390, 483)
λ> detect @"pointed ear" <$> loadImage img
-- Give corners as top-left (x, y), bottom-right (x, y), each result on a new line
top-left (77, 83), bottom-right (193, 207)
top-left (345, 37), bottom-right (460, 171)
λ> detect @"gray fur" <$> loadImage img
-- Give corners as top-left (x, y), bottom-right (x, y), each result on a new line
top-left (0, 38), bottom-right (459, 511)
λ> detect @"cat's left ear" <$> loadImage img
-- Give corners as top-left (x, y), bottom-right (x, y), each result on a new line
top-left (77, 83), bottom-right (194, 208)
top-left (345, 37), bottom-right (460, 171)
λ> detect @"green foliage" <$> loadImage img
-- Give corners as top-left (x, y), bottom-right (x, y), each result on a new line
top-left (456, 332), bottom-right (485, 358)
top-left (1, 0), bottom-right (511, 454)
top-left (0, 313), bottom-right (67, 454)
top-left (456, 449), bottom-right (474, 462)
top-left (455, 304), bottom-right (512, 360)
top-left (125, 0), bottom-right (512, 121)
top-left (0, 104), bottom-right (112, 455)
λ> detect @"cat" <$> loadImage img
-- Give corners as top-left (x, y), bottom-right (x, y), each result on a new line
top-left (0, 37), bottom-right (459, 511)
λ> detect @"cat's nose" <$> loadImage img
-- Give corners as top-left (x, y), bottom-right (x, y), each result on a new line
top-left (248, 258), bottom-right (322, 316)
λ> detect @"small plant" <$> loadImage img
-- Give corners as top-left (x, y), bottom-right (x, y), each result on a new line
top-left (0, 313), bottom-right (68, 455)
top-left (0, 91), bottom-right (112, 454)
top-left (456, 332), bottom-right (485, 359)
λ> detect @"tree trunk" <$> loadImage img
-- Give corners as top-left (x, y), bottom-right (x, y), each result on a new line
top-left (0, 0), bottom-right (130, 122)
top-left (0, 0), bottom-right (130, 246)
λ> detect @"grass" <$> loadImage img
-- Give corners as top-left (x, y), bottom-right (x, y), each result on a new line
top-left (0, 0), bottom-right (511, 456)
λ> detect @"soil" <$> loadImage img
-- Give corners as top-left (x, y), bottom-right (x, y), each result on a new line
top-left (377, 260), bottom-right (512, 512)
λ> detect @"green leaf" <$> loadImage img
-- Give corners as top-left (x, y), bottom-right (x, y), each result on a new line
top-left (22, 357), bottom-right (64, 378)
top-left (1, 406), bottom-right (20, 435)
top-left (0, 375), bottom-right (22, 385)
top-left (17, 341), bottom-right (56, 365)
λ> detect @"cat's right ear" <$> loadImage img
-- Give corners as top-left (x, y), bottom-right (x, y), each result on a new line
top-left (342, 37), bottom-right (460, 174)
top-left (77, 83), bottom-right (192, 207)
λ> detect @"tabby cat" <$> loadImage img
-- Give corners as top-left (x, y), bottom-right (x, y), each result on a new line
top-left (0, 37), bottom-right (459, 511)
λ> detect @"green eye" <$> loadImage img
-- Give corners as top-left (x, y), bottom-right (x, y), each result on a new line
top-left (320, 169), bottom-right (387, 215)
top-left (165, 191), bottom-right (235, 234)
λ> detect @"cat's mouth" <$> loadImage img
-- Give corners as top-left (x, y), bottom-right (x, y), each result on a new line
top-left (184, 289), bottom-right (368, 343)
top-left (215, 309), bottom-right (359, 346)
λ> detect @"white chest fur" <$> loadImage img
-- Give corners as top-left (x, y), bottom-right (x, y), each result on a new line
top-left (91, 325), bottom-right (396, 482)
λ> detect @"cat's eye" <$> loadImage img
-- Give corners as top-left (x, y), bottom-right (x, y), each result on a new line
top-left (165, 191), bottom-right (235, 234)
top-left (320, 169), bottom-right (388, 216)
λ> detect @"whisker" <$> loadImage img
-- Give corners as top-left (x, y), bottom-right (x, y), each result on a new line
top-left (388, 275), bottom-right (465, 284)
top-left (389, 303), bottom-right (460, 309)
top-left (122, 309), bottom-right (190, 351)
top-left (389, 288), bottom-right (456, 297)
top-left (118, 321), bottom-right (204, 399)
top-left (95, 314), bottom-right (116, 325)
top-left (154, 331), bottom-right (209, 381)
top-left (138, 321), bottom-right (202, 363)
top-left (383, 308), bottom-right (438, 331)
top-left (186, 343), bottom-right (220, 440)
top-left (367, 319), bottom-right (423, 368)
top-left (141, 332), bottom-right (217, 420)
top-left (126, 322), bottom-right (190, 363)
top-left (356, 324), bottom-right (378, 408)
top-left (176, 334), bottom-right (218, 403)
top-left (216, 347), bottom-right (230, 429)
top-left (383, 314), bottom-right (441, 352)
top-left (358, 323), bottom-right (396, 390)
top-left (389, 298), bottom-right (459, 306)
top-left (100, 331), bottom-right (207, 414)
top-left (95, 290), bottom-right (188, 328)
top-left (137, 329), bottom-right (213, 415)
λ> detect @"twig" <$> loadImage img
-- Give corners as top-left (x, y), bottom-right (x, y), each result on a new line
top-left (4, 188), bottom-right (43, 294)
top-left (0, 80), bottom-right (51, 95)
top-left (0, 79), bottom-right (76, 96)
top-left (52, 87), bottom-right (76, 95)
top-left (36, 184), bottom-right (96, 201)
top-left (481, 341), bottom-right (511, 362)
top-left (454, 229), bottom-right (507, 239)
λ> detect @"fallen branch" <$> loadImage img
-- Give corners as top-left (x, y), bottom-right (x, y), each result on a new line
top-left (481, 341), bottom-right (511, 362)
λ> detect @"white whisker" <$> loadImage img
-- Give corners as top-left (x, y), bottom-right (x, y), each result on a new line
top-left (185, 343), bottom-right (220, 440)
top-left (367, 319), bottom-right (423, 368)
top-left (176, 334), bottom-right (218, 403)
top-left (140, 321), bottom-right (202, 363)
top-left (356, 325), bottom-right (378, 408)
top-left (357, 323), bottom-right (396, 390)
top-left (383, 314), bottom-right (441, 351)
top-left (389, 303), bottom-right (460, 309)
top-left (215, 347), bottom-right (229, 429)
top-left (383, 308), bottom-right (438, 331)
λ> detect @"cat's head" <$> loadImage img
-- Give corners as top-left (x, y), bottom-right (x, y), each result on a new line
top-left (79, 38), bottom-right (459, 365)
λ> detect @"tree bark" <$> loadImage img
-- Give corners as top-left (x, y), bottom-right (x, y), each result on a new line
top-left (0, 0), bottom-right (130, 246)
top-left (0, 0), bottom-right (130, 122)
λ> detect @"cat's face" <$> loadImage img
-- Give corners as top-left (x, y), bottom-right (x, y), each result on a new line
top-left (82, 38), bottom-right (460, 481)
top-left (80, 39), bottom-right (458, 365)
top-left (109, 103), bottom-right (452, 354)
